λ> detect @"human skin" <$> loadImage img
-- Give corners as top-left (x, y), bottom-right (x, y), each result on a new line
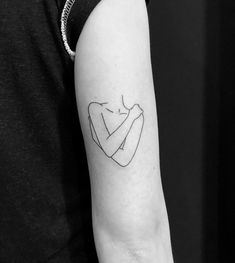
top-left (88, 98), bottom-right (144, 166)
top-left (74, 0), bottom-right (174, 262)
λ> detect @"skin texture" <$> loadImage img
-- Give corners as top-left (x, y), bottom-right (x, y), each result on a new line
top-left (74, 0), bottom-right (174, 262)
top-left (88, 97), bottom-right (144, 166)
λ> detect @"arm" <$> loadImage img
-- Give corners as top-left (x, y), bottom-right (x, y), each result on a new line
top-left (112, 114), bottom-right (144, 167)
top-left (74, 0), bottom-right (174, 262)
top-left (89, 102), bottom-right (143, 157)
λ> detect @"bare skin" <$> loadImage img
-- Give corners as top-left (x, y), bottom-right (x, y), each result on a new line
top-left (88, 96), bottom-right (144, 166)
top-left (74, 0), bottom-right (174, 261)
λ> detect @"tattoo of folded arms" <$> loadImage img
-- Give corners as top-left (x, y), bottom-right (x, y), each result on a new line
top-left (88, 95), bottom-right (144, 167)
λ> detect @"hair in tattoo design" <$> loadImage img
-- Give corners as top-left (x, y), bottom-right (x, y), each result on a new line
top-left (88, 96), bottom-right (144, 167)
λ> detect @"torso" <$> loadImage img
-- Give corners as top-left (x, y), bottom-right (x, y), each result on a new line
top-left (101, 104), bottom-right (129, 134)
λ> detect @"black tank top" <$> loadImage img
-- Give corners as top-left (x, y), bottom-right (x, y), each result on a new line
top-left (0, 0), bottom-right (150, 262)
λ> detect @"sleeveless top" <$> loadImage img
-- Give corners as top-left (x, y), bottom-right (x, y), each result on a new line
top-left (0, 0), bottom-right (150, 262)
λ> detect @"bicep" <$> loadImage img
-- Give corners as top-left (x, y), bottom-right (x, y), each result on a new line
top-left (88, 103), bottom-right (110, 143)
top-left (74, 0), bottom-right (167, 241)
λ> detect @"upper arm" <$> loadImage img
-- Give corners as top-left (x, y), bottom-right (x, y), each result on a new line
top-left (74, 0), bottom-right (167, 243)
top-left (88, 102), bottom-right (110, 145)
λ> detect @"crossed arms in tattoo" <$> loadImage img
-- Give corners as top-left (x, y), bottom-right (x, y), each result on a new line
top-left (88, 96), bottom-right (144, 167)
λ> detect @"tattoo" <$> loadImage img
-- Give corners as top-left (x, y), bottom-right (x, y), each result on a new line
top-left (88, 95), bottom-right (144, 167)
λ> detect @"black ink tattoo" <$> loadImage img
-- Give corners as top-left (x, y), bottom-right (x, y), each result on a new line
top-left (105, 108), bottom-right (114, 113)
top-left (88, 96), bottom-right (144, 167)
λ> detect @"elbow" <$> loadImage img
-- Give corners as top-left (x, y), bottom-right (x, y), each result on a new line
top-left (103, 211), bottom-right (165, 245)
top-left (115, 220), bottom-right (173, 262)
top-left (95, 217), bottom-right (172, 262)
top-left (101, 144), bottom-right (116, 158)
top-left (96, 195), bottom-right (168, 243)
top-left (105, 150), bottom-right (114, 158)
top-left (93, 198), bottom-right (173, 262)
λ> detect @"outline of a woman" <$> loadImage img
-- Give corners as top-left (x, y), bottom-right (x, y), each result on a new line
top-left (88, 96), bottom-right (144, 167)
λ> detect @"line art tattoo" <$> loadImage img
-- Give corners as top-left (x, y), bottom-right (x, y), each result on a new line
top-left (88, 95), bottom-right (144, 167)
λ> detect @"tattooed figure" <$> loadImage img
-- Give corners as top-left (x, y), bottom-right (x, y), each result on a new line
top-left (88, 96), bottom-right (144, 167)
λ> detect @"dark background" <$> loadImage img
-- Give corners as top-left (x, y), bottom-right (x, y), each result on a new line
top-left (147, 0), bottom-right (222, 262)
top-left (219, 0), bottom-right (235, 262)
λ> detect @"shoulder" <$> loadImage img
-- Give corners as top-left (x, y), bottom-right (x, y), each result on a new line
top-left (88, 102), bottom-right (107, 116)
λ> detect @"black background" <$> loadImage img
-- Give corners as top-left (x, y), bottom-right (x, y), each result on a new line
top-left (147, 0), bottom-right (222, 262)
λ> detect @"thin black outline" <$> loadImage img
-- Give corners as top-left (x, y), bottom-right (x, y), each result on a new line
top-left (101, 113), bottom-right (111, 135)
top-left (112, 115), bottom-right (144, 167)
top-left (88, 96), bottom-right (144, 167)
top-left (105, 108), bottom-right (114, 113)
